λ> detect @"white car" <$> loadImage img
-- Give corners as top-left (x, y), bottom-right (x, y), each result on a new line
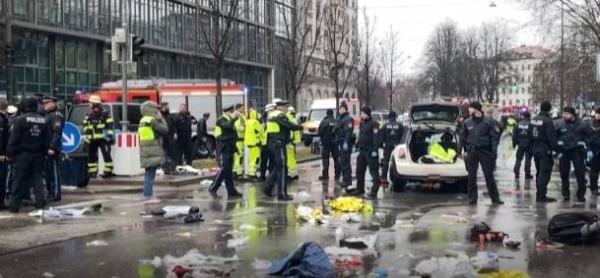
top-left (388, 102), bottom-right (468, 192)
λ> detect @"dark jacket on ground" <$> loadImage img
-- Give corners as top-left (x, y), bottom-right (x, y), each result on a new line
top-left (556, 118), bottom-right (589, 151)
top-left (529, 112), bottom-right (558, 152)
top-left (318, 115), bottom-right (337, 145)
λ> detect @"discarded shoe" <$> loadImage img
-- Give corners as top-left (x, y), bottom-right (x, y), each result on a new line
top-left (504, 239), bottom-right (521, 248)
top-left (188, 206), bottom-right (200, 214)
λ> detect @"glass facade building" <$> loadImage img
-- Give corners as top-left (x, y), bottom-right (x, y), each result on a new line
top-left (1, 0), bottom-right (278, 108)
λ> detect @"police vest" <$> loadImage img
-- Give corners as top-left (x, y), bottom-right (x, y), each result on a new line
top-left (267, 110), bottom-right (284, 134)
top-left (215, 114), bottom-right (231, 139)
top-left (429, 142), bottom-right (457, 163)
top-left (138, 116), bottom-right (155, 141)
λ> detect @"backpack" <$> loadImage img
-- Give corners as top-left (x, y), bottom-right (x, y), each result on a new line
top-left (548, 212), bottom-right (600, 244)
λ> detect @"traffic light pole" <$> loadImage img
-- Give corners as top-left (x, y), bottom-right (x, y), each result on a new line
top-left (120, 25), bottom-right (129, 133)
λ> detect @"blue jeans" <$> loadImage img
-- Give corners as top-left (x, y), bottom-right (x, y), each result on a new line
top-left (143, 166), bottom-right (157, 198)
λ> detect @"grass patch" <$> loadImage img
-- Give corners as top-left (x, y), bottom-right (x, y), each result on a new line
top-left (192, 147), bottom-right (320, 169)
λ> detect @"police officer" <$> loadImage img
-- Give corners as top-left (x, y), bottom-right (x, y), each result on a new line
top-left (349, 106), bottom-right (382, 199)
top-left (334, 102), bottom-right (354, 187)
top-left (83, 95), bottom-right (115, 178)
top-left (380, 111), bottom-right (403, 185)
top-left (461, 101), bottom-right (503, 205)
top-left (318, 109), bottom-right (339, 180)
top-left (175, 104), bottom-right (197, 166)
top-left (513, 111), bottom-right (533, 180)
top-left (6, 98), bottom-right (49, 213)
top-left (286, 107), bottom-right (301, 179)
top-left (259, 104), bottom-right (276, 181)
top-left (43, 96), bottom-right (64, 202)
top-left (208, 105), bottom-right (243, 199)
top-left (587, 108), bottom-right (600, 196)
top-left (556, 106), bottom-right (589, 203)
top-left (0, 101), bottom-right (9, 209)
top-left (245, 108), bottom-right (265, 179)
top-left (233, 104), bottom-right (246, 177)
top-left (160, 102), bottom-right (177, 174)
top-left (529, 101), bottom-right (558, 203)
top-left (263, 100), bottom-right (302, 200)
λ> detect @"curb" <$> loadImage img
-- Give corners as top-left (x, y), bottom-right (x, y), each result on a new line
top-left (76, 155), bottom-right (322, 194)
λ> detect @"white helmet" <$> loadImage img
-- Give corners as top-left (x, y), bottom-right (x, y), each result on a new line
top-left (272, 98), bottom-right (283, 105)
top-left (288, 107), bottom-right (296, 113)
top-left (265, 104), bottom-right (275, 112)
top-left (7, 105), bottom-right (17, 114)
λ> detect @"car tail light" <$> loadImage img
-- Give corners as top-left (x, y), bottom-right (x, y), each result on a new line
top-left (398, 148), bottom-right (406, 159)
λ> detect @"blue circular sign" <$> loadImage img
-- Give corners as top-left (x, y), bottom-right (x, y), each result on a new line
top-left (62, 122), bottom-right (82, 154)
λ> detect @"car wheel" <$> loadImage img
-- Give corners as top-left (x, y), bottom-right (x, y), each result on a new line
top-left (194, 136), bottom-right (210, 159)
top-left (391, 160), bottom-right (407, 192)
top-left (303, 138), bottom-right (312, 147)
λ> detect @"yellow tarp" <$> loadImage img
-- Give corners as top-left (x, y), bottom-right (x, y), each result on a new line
top-left (329, 197), bottom-right (373, 214)
top-left (480, 270), bottom-right (531, 278)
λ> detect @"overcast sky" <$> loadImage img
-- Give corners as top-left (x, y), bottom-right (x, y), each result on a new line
top-left (359, 0), bottom-right (539, 75)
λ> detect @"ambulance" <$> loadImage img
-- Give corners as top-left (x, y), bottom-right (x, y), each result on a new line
top-left (301, 98), bottom-right (360, 146)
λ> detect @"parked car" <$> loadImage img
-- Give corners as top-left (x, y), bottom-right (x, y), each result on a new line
top-left (388, 102), bottom-right (468, 192)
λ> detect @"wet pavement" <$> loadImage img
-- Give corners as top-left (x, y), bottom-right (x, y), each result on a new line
top-left (1, 138), bottom-right (600, 277)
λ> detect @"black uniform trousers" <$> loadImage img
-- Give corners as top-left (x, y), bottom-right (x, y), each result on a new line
top-left (513, 146), bottom-right (533, 177)
top-left (321, 142), bottom-right (340, 178)
top-left (88, 140), bottom-right (112, 175)
top-left (162, 136), bottom-right (177, 173)
top-left (45, 155), bottom-right (61, 201)
top-left (381, 146), bottom-right (394, 181)
top-left (177, 133), bottom-right (193, 165)
top-left (589, 149), bottom-right (600, 192)
top-left (264, 141), bottom-right (289, 197)
top-left (338, 142), bottom-right (352, 184)
top-left (10, 152), bottom-right (46, 210)
top-left (208, 144), bottom-right (240, 196)
top-left (533, 147), bottom-right (554, 199)
top-left (559, 148), bottom-right (587, 199)
top-left (465, 150), bottom-right (500, 202)
top-left (259, 145), bottom-right (274, 179)
top-left (356, 149), bottom-right (380, 195)
top-left (0, 161), bottom-right (7, 204)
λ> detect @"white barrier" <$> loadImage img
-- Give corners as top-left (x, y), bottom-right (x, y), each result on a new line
top-left (112, 132), bottom-right (144, 176)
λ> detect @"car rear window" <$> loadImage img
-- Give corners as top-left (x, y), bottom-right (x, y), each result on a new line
top-left (68, 105), bottom-right (109, 125)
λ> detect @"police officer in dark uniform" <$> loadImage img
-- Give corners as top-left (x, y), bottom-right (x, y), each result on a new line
top-left (175, 104), bottom-right (197, 166)
top-left (259, 104), bottom-right (276, 181)
top-left (334, 102), bottom-right (354, 187)
top-left (380, 111), bottom-right (403, 185)
top-left (461, 101), bottom-right (503, 205)
top-left (349, 106), bottom-right (382, 199)
top-left (196, 112), bottom-right (215, 158)
top-left (160, 102), bottom-right (177, 174)
top-left (42, 96), bottom-right (64, 202)
top-left (0, 100), bottom-right (9, 209)
top-left (587, 108), bottom-right (600, 196)
top-left (556, 106), bottom-right (589, 203)
top-left (529, 101), bottom-right (558, 203)
top-left (318, 109), bottom-right (340, 180)
top-left (208, 105), bottom-right (242, 199)
top-left (7, 98), bottom-right (50, 213)
top-left (263, 100), bottom-right (302, 200)
top-left (513, 111), bottom-right (533, 180)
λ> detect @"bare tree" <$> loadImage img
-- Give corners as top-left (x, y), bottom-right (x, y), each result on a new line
top-left (196, 0), bottom-right (241, 117)
top-left (479, 20), bottom-right (514, 103)
top-left (322, 0), bottom-right (360, 112)
top-left (424, 20), bottom-right (462, 98)
top-left (275, 0), bottom-right (323, 108)
top-left (357, 8), bottom-right (378, 106)
top-left (380, 25), bottom-right (403, 112)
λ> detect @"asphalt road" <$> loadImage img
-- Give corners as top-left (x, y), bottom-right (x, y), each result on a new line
top-left (0, 137), bottom-right (600, 277)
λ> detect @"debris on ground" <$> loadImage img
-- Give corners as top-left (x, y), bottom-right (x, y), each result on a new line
top-left (183, 213), bottom-right (204, 224)
top-left (470, 251), bottom-right (500, 272)
top-left (85, 240), bottom-right (108, 247)
top-left (162, 249), bottom-right (239, 276)
top-left (415, 254), bottom-right (478, 278)
top-left (252, 258), bottom-right (272, 270)
top-left (226, 236), bottom-right (249, 249)
top-left (200, 180), bottom-right (213, 186)
top-left (42, 272), bottom-right (56, 278)
top-left (504, 239), bottom-right (521, 249)
top-left (329, 197), bottom-right (373, 213)
top-left (340, 213), bottom-right (361, 223)
top-left (176, 165), bottom-right (207, 175)
top-left (162, 206), bottom-right (192, 217)
top-left (29, 207), bottom-right (92, 218)
top-left (295, 205), bottom-right (326, 224)
top-left (535, 237), bottom-right (564, 249)
top-left (339, 235), bottom-right (377, 250)
top-left (294, 191), bottom-right (312, 203)
top-left (268, 242), bottom-right (335, 278)
top-left (480, 270), bottom-right (531, 278)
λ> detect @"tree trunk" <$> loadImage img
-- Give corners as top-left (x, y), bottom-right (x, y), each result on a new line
top-left (215, 60), bottom-right (223, 117)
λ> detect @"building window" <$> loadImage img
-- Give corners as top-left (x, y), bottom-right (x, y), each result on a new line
top-left (528, 64), bottom-right (531, 70)
top-left (509, 100), bottom-right (513, 105)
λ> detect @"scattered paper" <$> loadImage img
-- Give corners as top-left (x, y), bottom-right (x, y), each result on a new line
top-left (252, 258), bottom-right (272, 270)
top-left (86, 240), bottom-right (108, 247)
top-left (200, 180), bottom-right (213, 186)
top-left (42, 272), bottom-right (55, 278)
top-left (227, 237), bottom-right (249, 249)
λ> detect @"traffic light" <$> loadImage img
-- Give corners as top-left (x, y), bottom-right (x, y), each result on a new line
top-left (129, 35), bottom-right (145, 61)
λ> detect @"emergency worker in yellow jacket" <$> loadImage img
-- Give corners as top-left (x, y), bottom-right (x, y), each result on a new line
top-left (286, 107), bottom-right (301, 179)
top-left (83, 95), bottom-right (115, 178)
top-left (429, 133), bottom-right (458, 163)
top-left (233, 103), bottom-right (246, 177)
top-left (507, 116), bottom-right (517, 137)
top-left (245, 109), bottom-right (265, 179)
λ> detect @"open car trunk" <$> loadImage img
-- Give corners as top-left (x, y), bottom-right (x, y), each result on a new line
top-left (409, 130), bottom-right (459, 163)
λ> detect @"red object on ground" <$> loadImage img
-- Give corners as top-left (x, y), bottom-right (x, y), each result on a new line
top-left (172, 265), bottom-right (191, 278)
